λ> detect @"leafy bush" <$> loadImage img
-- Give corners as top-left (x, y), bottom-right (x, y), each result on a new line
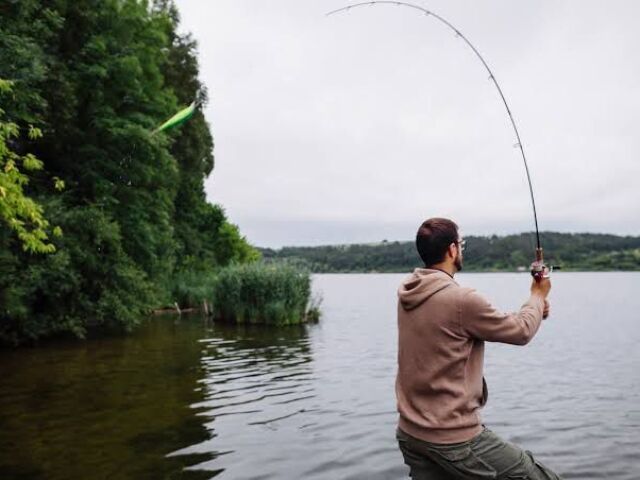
top-left (0, 205), bottom-right (154, 345)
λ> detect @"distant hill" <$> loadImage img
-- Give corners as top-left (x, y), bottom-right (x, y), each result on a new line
top-left (259, 232), bottom-right (640, 273)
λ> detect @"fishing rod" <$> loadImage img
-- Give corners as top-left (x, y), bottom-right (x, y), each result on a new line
top-left (327, 1), bottom-right (556, 280)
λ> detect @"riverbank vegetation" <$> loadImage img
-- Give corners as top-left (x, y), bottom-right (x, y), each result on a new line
top-left (164, 263), bottom-right (319, 325)
top-left (211, 263), bottom-right (320, 325)
top-left (261, 232), bottom-right (640, 273)
top-left (0, 1), bottom-right (260, 345)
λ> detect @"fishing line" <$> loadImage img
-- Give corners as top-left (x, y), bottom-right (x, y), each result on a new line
top-left (327, 1), bottom-right (545, 264)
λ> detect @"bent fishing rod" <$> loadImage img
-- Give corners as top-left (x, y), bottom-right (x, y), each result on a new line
top-left (327, 1), bottom-right (557, 280)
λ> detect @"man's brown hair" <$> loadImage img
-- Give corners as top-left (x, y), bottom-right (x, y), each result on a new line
top-left (416, 218), bottom-right (459, 267)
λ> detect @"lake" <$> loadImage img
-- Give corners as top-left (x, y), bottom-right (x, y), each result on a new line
top-left (0, 272), bottom-right (638, 479)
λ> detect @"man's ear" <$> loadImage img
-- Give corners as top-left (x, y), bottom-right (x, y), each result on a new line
top-left (447, 243), bottom-right (456, 260)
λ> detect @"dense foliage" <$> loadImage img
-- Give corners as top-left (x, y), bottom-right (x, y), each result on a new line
top-left (0, 1), bottom-right (258, 344)
top-left (261, 232), bottom-right (640, 273)
top-left (211, 263), bottom-right (319, 325)
top-left (0, 79), bottom-right (62, 254)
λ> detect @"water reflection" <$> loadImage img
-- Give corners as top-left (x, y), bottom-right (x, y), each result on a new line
top-left (0, 315), bottom-right (214, 480)
top-left (0, 315), bottom-right (316, 480)
top-left (170, 323), bottom-right (315, 477)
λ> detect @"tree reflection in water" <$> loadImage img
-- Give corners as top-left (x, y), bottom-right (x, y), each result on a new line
top-left (0, 314), bottom-right (314, 480)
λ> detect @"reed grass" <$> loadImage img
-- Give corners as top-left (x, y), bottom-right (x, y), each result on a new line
top-left (166, 270), bottom-right (217, 309)
top-left (211, 263), bottom-right (320, 325)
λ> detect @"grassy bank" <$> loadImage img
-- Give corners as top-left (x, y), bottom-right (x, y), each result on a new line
top-left (167, 263), bottom-right (320, 325)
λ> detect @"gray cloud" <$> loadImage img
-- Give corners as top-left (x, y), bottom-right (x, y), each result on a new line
top-left (175, 0), bottom-right (640, 247)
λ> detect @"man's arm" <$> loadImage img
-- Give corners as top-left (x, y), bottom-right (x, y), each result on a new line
top-left (543, 299), bottom-right (550, 319)
top-left (459, 278), bottom-right (550, 345)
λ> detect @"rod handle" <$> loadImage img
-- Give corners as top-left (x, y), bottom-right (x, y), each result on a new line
top-left (531, 248), bottom-right (549, 281)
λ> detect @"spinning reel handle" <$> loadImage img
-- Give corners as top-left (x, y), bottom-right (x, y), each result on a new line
top-left (531, 248), bottom-right (550, 282)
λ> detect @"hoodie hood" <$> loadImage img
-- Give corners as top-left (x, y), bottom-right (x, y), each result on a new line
top-left (398, 268), bottom-right (457, 311)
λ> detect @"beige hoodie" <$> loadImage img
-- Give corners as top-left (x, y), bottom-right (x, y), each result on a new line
top-left (396, 268), bottom-right (544, 444)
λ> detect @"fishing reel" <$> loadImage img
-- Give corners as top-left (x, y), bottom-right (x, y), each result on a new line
top-left (530, 248), bottom-right (560, 281)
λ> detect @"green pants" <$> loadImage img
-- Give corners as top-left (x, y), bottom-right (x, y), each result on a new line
top-left (396, 425), bottom-right (563, 480)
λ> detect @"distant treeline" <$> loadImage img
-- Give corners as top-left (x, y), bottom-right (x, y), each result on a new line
top-left (260, 232), bottom-right (640, 273)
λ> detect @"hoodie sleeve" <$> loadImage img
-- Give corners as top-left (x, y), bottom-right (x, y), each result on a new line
top-left (459, 289), bottom-right (545, 345)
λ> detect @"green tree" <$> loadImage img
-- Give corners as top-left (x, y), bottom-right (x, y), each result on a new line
top-left (0, 0), bottom-right (260, 344)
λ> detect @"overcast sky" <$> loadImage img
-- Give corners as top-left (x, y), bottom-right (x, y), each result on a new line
top-left (174, 0), bottom-right (639, 248)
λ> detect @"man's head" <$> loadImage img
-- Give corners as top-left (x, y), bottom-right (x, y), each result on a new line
top-left (416, 217), bottom-right (464, 273)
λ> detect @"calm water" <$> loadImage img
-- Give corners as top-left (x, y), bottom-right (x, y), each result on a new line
top-left (0, 273), bottom-right (638, 479)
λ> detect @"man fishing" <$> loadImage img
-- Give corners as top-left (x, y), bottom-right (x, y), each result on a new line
top-left (395, 217), bottom-right (563, 479)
